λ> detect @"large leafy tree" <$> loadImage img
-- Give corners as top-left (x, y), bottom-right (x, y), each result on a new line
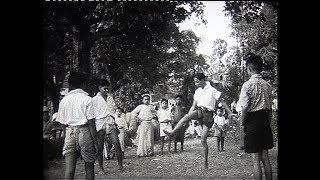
top-left (158, 30), bottom-right (209, 109)
top-left (224, 1), bottom-right (278, 89)
top-left (43, 1), bottom-right (207, 112)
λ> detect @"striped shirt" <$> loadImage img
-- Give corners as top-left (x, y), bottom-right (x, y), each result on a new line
top-left (238, 74), bottom-right (272, 112)
top-left (56, 89), bottom-right (94, 126)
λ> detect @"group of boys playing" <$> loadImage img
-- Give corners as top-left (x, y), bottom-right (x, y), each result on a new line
top-left (48, 53), bottom-right (274, 180)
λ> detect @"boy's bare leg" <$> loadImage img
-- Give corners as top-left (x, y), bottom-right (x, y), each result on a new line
top-left (261, 150), bottom-right (273, 180)
top-left (65, 153), bottom-right (77, 180)
top-left (221, 137), bottom-right (225, 151)
top-left (181, 140), bottom-right (184, 151)
top-left (168, 137), bottom-right (171, 153)
top-left (160, 137), bottom-right (164, 155)
top-left (174, 141), bottom-right (177, 152)
top-left (252, 152), bottom-right (262, 180)
top-left (97, 130), bottom-right (106, 173)
top-left (216, 137), bottom-right (220, 151)
top-left (84, 161), bottom-right (95, 180)
top-left (109, 129), bottom-right (124, 170)
top-left (164, 110), bottom-right (198, 136)
top-left (201, 125), bottom-right (209, 169)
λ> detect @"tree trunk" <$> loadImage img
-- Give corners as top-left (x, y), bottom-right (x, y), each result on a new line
top-left (78, 23), bottom-right (91, 73)
top-left (71, 26), bottom-right (79, 71)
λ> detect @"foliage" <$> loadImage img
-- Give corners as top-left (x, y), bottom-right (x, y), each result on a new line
top-left (224, 1), bottom-right (278, 24)
top-left (210, 39), bottom-right (228, 65)
top-left (43, 2), bottom-right (207, 112)
top-left (224, 1), bottom-right (278, 89)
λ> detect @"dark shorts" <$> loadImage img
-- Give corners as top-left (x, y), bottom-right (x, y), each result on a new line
top-left (243, 110), bottom-right (274, 153)
top-left (197, 107), bottom-right (214, 128)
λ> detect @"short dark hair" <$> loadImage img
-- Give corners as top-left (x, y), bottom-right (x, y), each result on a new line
top-left (244, 53), bottom-right (264, 72)
top-left (98, 79), bottom-right (110, 87)
top-left (175, 94), bottom-right (184, 100)
top-left (194, 73), bottom-right (206, 81)
top-left (142, 94), bottom-right (151, 99)
top-left (68, 72), bottom-right (88, 88)
top-left (216, 107), bottom-right (223, 112)
top-left (161, 98), bottom-right (168, 103)
top-left (116, 107), bottom-right (123, 112)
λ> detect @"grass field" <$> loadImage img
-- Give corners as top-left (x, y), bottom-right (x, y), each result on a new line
top-left (45, 135), bottom-right (277, 179)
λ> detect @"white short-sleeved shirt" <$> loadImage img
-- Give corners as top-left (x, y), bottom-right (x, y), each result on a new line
top-left (56, 89), bottom-right (94, 126)
top-left (214, 115), bottom-right (228, 126)
top-left (131, 104), bottom-right (155, 121)
top-left (92, 92), bottom-right (116, 131)
top-left (115, 114), bottom-right (127, 130)
top-left (194, 81), bottom-right (221, 111)
top-left (157, 108), bottom-right (171, 123)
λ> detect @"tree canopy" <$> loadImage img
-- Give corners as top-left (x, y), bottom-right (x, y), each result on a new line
top-left (221, 1), bottom-right (278, 102)
top-left (43, 1), bottom-right (208, 112)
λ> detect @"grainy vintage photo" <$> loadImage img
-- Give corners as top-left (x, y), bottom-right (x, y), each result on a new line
top-left (43, 1), bottom-right (278, 179)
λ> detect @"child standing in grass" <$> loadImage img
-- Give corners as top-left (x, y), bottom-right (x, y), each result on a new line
top-left (213, 107), bottom-right (229, 152)
top-left (171, 95), bottom-right (188, 152)
top-left (157, 99), bottom-right (173, 155)
top-left (115, 107), bottom-right (127, 159)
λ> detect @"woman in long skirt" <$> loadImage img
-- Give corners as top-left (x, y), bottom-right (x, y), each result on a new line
top-left (131, 94), bottom-right (156, 157)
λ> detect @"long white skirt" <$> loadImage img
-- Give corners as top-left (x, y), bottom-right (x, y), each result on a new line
top-left (136, 121), bottom-right (154, 156)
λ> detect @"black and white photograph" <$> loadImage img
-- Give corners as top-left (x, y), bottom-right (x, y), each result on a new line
top-left (42, 1), bottom-right (279, 179)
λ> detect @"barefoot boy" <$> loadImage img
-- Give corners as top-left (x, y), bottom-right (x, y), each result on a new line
top-left (164, 73), bottom-right (232, 169)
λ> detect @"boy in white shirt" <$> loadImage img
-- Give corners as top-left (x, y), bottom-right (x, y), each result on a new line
top-left (213, 107), bottom-right (229, 152)
top-left (56, 72), bottom-right (98, 180)
top-left (164, 73), bottom-right (232, 169)
top-left (157, 99), bottom-right (173, 155)
top-left (92, 79), bottom-right (123, 173)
